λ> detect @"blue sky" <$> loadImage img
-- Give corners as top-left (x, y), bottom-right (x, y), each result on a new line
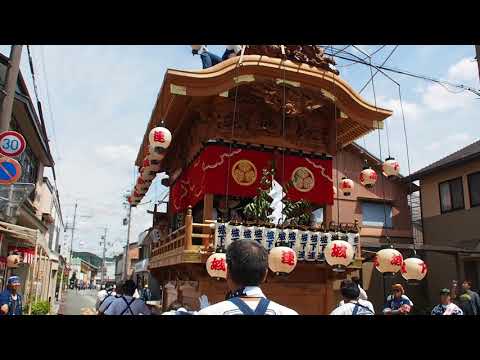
top-left (0, 45), bottom-right (478, 257)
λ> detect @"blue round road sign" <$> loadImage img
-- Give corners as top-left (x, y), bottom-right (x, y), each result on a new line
top-left (0, 157), bottom-right (22, 185)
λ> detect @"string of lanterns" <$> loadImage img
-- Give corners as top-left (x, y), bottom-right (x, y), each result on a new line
top-left (128, 123), bottom-right (172, 207)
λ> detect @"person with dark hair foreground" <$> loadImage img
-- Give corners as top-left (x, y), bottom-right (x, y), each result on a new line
top-left (461, 280), bottom-right (480, 315)
top-left (198, 240), bottom-right (297, 315)
top-left (330, 279), bottom-right (374, 315)
top-left (104, 280), bottom-right (151, 315)
top-left (162, 301), bottom-right (192, 315)
top-left (431, 288), bottom-right (463, 315)
top-left (98, 281), bottom-right (123, 315)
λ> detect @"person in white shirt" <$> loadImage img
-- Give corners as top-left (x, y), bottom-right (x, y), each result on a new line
top-left (98, 282), bottom-right (123, 315)
top-left (330, 279), bottom-right (375, 315)
top-left (338, 276), bottom-right (368, 306)
top-left (104, 280), bottom-right (152, 315)
top-left (191, 45), bottom-right (242, 69)
top-left (96, 285), bottom-right (116, 311)
top-left (198, 239), bottom-right (298, 315)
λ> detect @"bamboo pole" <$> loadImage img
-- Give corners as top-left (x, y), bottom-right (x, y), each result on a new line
top-left (27, 235), bottom-right (39, 314)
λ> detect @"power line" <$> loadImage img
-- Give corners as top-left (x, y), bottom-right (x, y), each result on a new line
top-left (359, 45), bottom-right (399, 94)
top-left (324, 46), bottom-right (480, 97)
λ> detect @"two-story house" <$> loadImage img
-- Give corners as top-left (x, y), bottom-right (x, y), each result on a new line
top-left (408, 139), bottom-right (480, 302)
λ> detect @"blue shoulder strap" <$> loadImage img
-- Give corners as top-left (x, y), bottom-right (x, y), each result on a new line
top-left (228, 297), bottom-right (271, 315)
top-left (352, 303), bottom-right (360, 315)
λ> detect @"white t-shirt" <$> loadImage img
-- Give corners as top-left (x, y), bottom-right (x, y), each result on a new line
top-left (330, 299), bottom-right (375, 315)
top-left (104, 296), bottom-right (152, 315)
top-left (98, 294), bottom-right (118, 314)
top-left (339, 285), bottom-right (368, 306)
top-left (197, 287), bottom-right (298, 315)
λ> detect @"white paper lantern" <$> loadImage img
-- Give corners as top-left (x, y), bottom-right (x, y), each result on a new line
top-left (401, 257), bottom-right (427, 283)
top-left (268, 246), bottom-right (297, 275)
top-left (206, 252), bottom-right (227, 279)
top-left (7, 254), bottom-right (20, 268)
top-left (374, 248), bottom-right (403, 276)
top-left (149, 126), bottom-right (172, 149)
top-left (360, 166), bottom-right (377, 188)
top-left (382, 157), bottom-right (400, 178)
top-left (339, 177), bottom-right (354, 196)
top-left (324, 239), bottom-right (355, 272)
top-left (147, 145), bottom-right (166, 161)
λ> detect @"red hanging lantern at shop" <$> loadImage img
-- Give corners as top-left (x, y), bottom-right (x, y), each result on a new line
top-left (401, 257), bottom-right (427, 284)
top-left (339, 177), bottom-right (354, 196)
top-left (324, 239), bottom-right (355, 272)
top-left (268, 245), bottom-right (297, 275)
top-left (382, 157), bottom-right (400, 178)
top-left (374, 247), bottom-right (403, 277)
top-left (360, 164), bottom-right (377, 188)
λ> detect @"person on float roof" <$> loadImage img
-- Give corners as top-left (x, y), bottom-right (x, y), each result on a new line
top-left (191, 45), bottom-right (242, 69)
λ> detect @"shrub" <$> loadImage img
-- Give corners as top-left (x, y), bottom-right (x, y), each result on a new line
top-left (30, 301), bottom-right (51, 315)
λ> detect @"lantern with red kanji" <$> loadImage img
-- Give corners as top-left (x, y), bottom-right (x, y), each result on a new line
top-left (268, 245), bottom-right (297, 275)
top-left (206, 251), bottom-right (227, 280)
top-left (324, 239), bottom-right (355, 272)
top-left (401, 257), bottom-right (427, 284)
top-left (360, 165), bottom-right (377, 188)
top-left (149, 126), bottom-right (172, 149)
top-left (7, 254), bottom-right (20, 268)
top-left (374, 247), bottom-right (403, 277)
top-left (382, 157), bottom-right (400, 178)
top-left (339, 177), bottom-right (354, 196)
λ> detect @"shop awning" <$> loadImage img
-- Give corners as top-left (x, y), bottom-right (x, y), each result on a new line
top-left (134, 258), bottom-right (149, 273)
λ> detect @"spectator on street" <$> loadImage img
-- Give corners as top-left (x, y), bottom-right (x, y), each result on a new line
top-left (104, 280), bottom-right (151, 315)
top-left (98, 282), bottom-right (123, 315)
top-left (458, 293), bottom-right (475, 315)
top-left (141, 284), bottom-right (152, 302)
top-left (431, 288), bottom-right (463, 315)
top-left (383, 284), bottom-right (413, 315)
top-left (0, 276), bottom-right (23, 316)
top-left (162, 301), bottom-right (192, 315)
top-left (198, 239), bottom-right (298, 315)
top-left (461, 280), bottom-right (480, 315)
top-left (330, 279), bottom-right (374, 315)
top-left (338, 276), bottom-right (368, 306)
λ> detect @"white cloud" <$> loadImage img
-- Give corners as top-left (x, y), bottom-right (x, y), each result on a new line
top-left (424, 132), bottom-right (472, 154)
top-left (447, 57), bottom-right (478, 83)
top-left (95, 145), bottom-right (137, 162)
top-left (378, 97), bottom-right (424, 122)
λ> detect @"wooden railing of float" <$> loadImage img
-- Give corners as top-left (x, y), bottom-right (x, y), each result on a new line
top-left (150, 206), bottom-right (214, 263)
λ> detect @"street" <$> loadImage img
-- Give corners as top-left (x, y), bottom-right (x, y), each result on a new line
top-left (58, 289), bottom-right (98, 315)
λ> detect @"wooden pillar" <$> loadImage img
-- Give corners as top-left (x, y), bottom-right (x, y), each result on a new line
top-left (184, 206), bottom-right (193, 250)
top-left (28, 240), bottom-right (39, 314)
top-left (203, 194), bottom-right (214, 222)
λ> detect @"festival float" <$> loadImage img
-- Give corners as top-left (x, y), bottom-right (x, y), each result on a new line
top-left (130, 45), bottom-right (400, 314)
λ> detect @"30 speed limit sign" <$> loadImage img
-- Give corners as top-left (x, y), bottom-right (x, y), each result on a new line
top-left (0, 131), bottom-right (26, 157)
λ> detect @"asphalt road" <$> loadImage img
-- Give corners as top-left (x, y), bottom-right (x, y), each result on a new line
top-left (58, 289), bottom-right (98, 315)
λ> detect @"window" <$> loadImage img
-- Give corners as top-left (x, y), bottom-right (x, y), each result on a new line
top-left (361, 201), bottom-right (392, 228)
top-left (439, 177), bottom-right (464, 213)
top-left (468, 171), bottom-right (480, 208)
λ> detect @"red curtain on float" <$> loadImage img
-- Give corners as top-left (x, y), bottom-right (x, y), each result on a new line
top-left (170, 144), bottom-right (333, 213)
top-left (274, 153), bottom-right (333, 205)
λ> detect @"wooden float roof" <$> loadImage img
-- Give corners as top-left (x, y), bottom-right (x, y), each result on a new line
top-left (135, 54), bottom-right (393, 166)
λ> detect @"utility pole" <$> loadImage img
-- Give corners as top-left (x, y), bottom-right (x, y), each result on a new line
top-left (100, 227), bottom-right (108, 285)
top-left (475, 45), bottom-right (480, 84)
top-left (0, 45), bottom-right (23, 132)
top-left (123, 204), bottom-right (132, 280)
top-left (69, 202), bottom-right (78, 264)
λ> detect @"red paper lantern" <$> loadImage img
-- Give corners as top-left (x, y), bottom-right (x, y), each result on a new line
top-left (374, 248), bottom-right (403, 276)
top-left (360, 165), bottom-right (377, 188)
top-left (268, 246), bottom-right (297, 275)
top-left (382, 157), bottom-right (400, 178)
top-left (324, 239), bottom-right (354, 272)
top-left (339, 177), bottom-right (354, 196)
top-left (206, 252), bottom-right (227, 279)
top-left (401, 257), bottom-right (427, 284)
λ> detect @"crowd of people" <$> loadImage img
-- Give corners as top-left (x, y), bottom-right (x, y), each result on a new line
top-left (2, 239), bottom-right (480, 316)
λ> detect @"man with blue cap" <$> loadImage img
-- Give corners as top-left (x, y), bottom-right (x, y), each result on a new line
top-left (0, 276), bottom-right (23, 315)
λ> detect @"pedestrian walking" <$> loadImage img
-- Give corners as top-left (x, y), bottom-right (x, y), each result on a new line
top-left (104, 280), bottom-right (151, 315)
top-left (431, 288), bottom-right (463, 315)
top-left (330, 279), bottom-right (374, 315)
top-left (460, 280), bottom-right (480, 315)
top-left (0, 276), bottom-right (23, 316)
top-left (198, 239), bottom-right (298, 315)
top-left (383, 284), bottom-right (413, 315)
top-left (458, 293), bottom-right (475, 315)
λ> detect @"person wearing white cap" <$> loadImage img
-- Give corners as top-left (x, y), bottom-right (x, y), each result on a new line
top-left (191, 45), bottom-right (242, 69)
top-left (0, 276), bottom-right (23, 316)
